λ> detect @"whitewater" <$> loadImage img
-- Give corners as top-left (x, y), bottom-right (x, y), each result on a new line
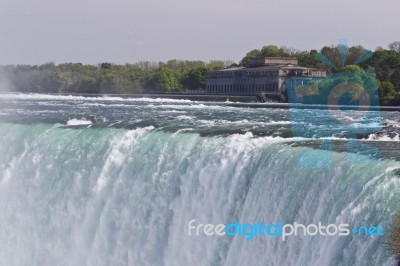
top-left (0, 94), bottom-right (399, 266)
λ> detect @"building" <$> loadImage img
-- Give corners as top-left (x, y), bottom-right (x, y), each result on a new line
top-left (205, 57), bottom-right (326, 101)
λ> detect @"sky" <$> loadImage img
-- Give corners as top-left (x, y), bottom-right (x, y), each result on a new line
top-left (0, 0), bottom-right (399, 65)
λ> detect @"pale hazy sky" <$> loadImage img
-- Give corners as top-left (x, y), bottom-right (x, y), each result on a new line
top-left (0, 0), bottom-right (399, 65)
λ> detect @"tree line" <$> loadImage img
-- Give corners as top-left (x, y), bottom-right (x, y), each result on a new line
top-left (1, 42), bottom-right (400, 105)
top-left (0, 60), bottom-right (232, 93)
top-left (0, 60), bottom-right (231, 94)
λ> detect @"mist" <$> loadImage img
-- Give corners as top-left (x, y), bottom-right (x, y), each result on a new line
top-left (0, 67), bottom-right (14, 92)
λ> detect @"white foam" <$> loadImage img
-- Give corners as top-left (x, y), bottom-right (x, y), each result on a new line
top-left (66, 119), bottom-right (93, 126)
top-left (0, 93), bottom-right (195, 104)
top-left (176, 115), bottom-right (195, 120)
top-left (94, 125), bottom-right (155, 193)
top-left (385, 167), bottom-right (400, 174)
top-left (366, 133), bottom-right (400, 141)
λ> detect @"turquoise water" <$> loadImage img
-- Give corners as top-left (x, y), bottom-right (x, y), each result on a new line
top-left (0, 94), bottom-right (399, 266)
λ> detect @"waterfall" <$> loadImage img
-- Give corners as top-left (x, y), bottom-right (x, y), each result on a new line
top-left (0, 123), bottom-right (399, 266)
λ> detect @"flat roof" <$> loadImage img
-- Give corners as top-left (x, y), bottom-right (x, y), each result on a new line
top-left (218, 67), bottom-right (245, 71)
top-left (212, 65), bottom-right (322, 72)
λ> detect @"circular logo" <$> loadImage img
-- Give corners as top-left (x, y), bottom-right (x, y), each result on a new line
top-left (327, 82), bottom-right (371, 124)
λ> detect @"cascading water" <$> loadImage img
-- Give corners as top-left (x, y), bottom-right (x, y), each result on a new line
top-left (0, 94), bottom-right (399, 266)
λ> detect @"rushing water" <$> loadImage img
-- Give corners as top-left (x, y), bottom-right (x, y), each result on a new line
top-left (0, 94), bottom-right (399, 266)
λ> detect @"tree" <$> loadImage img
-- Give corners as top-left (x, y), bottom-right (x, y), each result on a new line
top-left (153, 67), bottom-right (180, 92)
top-left (40, 70), bottom-right (61, 93)
top-left (320, 46), bottom-right (342, 69)
top-left (296, 49), bottom-right (322, 68)
top-left (208, 60), bottom-right (227, 69)
top-left (100, 63), bottom-right (113, 70)
top-left (260, 45), bottom-right (287, 57)
top-left (240, 49), bottom-right (261, 66)
top-left (280, 46), bottom-right (298, 56)
top-left (342, 65), bottom-right (363, 72)
top-left (77, 76), bottom-right (98, 93)
top-left (390, 69), bottom-right (400, 92)
top-left (240, 45), bottom-right (290, 66)
top-left (347, 45), bottom-right (367, 65)
top-left (99, 73), bottom-right (119, 93)
top-left (378, 81), bottom-right (396, 105)
top-left (181, 67), bottom-right (209, 91)
top-left (389, 41), bottom-right (400, 54)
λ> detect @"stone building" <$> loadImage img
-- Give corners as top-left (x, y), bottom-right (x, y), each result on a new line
top-left (205, 57), bottom-right (326, 101)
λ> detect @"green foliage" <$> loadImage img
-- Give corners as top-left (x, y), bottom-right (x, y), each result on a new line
top-left (3, 60), bottom-right (229, 94)
top-left (181, 67), bottom-right (210, 91)
top-left (362, 49), bottom-right (400, 103)
top-left (100, 63), bottom-right (112, 70)
top-left (153, 67), bottom-right (181, 92)
top-left (240, 49), bottom-right (262, 67)
top-left (378, 81), bottom-right (396, 105)
top-left (296, 50), bottom-right (323, 68)
top-left (342, 65), bottom-right (363, 72)
top-left (260, 45), bottom-right (287, 57)
top-left (240, 45), bottom-right (292, 67)
top-left (347, 45), bottom-right (368, 65)
top-left (301, 70), bottom-right (380, 106)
